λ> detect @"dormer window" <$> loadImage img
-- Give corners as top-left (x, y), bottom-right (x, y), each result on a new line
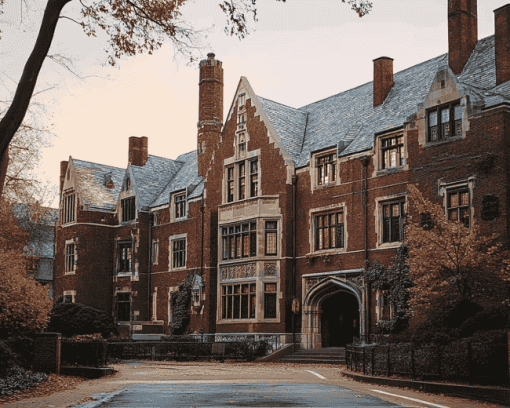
top-left (428, 101), bottom-right (462, 142)
top-left (121, 197), bottom-right (135, 222)
top-left (317, 154), bottom-right (336, 185)
top-left (105, 172), bottom-right (113, 186)
top-left (381, 135), bottom-right (404, 169)
top-left (174, 192), bottom-right (186, 219)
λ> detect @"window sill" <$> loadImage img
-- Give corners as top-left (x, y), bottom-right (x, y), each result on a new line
top-left (117, 272), bottom-right (133, 277)
top-left (426, 136), bottom-right (463, 146)
top-left (314, 182), bottom-right (338, 190)
top-left (220, 258), bottom-right (256, 265)
top-left (376, 241), bottom-right (402, 250)
top-left (219, 318), bottom-right (279, 324)
top-left (64, 271), bottom-right (76, 275)
top-left (170, 266), bottom-right (187, 272)
top-left (377, 166), bottom-right (405, 176)
top-left (170, 216), bottom-right (188, 223)
top-left (310, 248), bottom-right (346, 256)
top-left (117, 321), bottom-right (130, 325)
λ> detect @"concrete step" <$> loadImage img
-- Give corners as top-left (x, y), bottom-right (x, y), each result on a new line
top-left (279, 357), bottom-right (346, 365)
top-left (286, 354), bottom-right (345, 360)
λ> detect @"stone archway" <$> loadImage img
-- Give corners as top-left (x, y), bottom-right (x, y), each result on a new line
top-left (301, 277), bottom-right (363, 350)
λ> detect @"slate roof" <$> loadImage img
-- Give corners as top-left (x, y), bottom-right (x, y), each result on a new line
top-left (150, 150), bottom-right (202, 208)
top-left (130, 154), bottom-right (183, 210)
top-left (255, 34), bottom-right (510, 169)
top-left (73, 159), bottom-right (125, 210)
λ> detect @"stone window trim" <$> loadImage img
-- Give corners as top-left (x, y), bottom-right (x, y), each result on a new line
top-left (152, 239), bottom-right (159, 265)
top-left (427, 99), bottom-right (463, 143)
top-left (63, 290), bottom-right (76, 303)
top-left (223, 150), bottom-right (260, 204)
top-left (310, 148), bottom-right (339, 191)
top-left (438, 177), bottom-right (476, 229)
top-left (170, 191), bottom-right (187, 222)
top-left (264, 220), bottom-right (279, 257)
top-left (374, 194), bottom-right (407, 250)
top-left (62, 192), bottom-right (76, 225)
top-left (121, 196), bottom-right (136, 223)
top-left (380, 134), bottom-right (404, 170)
top-left (238, 92), bottom-right (246, 109)
top-left (116, 290), bottom-right (131, 323)
top-left (221, 282), bottom-right (257, 320)
top-left (220, 220), bottom-right (257, 261)
top-left (169, 234), bottom-right (187, 271)
top-left (375, 290), bottom-right (393, 323)
top-left (64, 239), bottom-right (78, 275)
top-left (308, 204), bottom-right (348, 255)
top-left (116, 239), bottom-right (134, 276)
top-left (373, 129), bottom-right (409, 176)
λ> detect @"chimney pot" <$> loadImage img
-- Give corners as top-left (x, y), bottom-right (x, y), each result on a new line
top-left (373, 57), bottom-right (394, 107)
top-left (448, 0), bottom-right (478, 75)
top-left (495, 4), bottom-right (510, 85)
top-left (207, 52), bottom-right (215, 59)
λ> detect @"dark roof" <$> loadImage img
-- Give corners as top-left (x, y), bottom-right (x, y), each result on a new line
top-left (255, 34), bottom-right (510, 168)
top-left (73, 159), bottom-right (125, 210)
top-left (150, 150), bottom-right (202, 208)
top-left (130, 154), bottom-right (183, 210)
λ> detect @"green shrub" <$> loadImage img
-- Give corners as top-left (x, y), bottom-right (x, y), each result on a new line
top-left (46, 301), bottom-right (117, 338)
top-left (457, 306), bottom-right (509, 338)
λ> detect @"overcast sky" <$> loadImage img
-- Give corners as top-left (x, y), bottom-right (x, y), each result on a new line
top-left (1, 0), bottom-right (509, 206)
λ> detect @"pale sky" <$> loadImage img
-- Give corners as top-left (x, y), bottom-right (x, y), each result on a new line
top-left (1, 0), bottom-right (509, 207)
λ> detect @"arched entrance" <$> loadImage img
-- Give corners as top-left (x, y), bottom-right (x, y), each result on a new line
top-left (321, 291), bottom-right (359, 347)
top-left (301, 277), bottom-right (363, 349)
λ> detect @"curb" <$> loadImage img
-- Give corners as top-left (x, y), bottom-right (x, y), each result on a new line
top-left (341, 370), bottom-right (510, 406)
top-left (61, 366), bottom-right (116, 379)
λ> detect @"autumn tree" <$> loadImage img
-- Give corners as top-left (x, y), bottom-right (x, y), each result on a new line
top-left (0, 203), bottom-right (53, 339)
top-left (406, 184), bottom-right (510, 324)
top-left (0, 0), bottom-right (373, 198)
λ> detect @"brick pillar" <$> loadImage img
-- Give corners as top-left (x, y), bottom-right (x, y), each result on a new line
top-left (128, 136), bottom-right (148, 167)
top-left (448, 0), bottom-right (478, 75)
top-left (33, 333), bottom-right (61, 374)
top-left (495, 4), bottom-right (510, 85)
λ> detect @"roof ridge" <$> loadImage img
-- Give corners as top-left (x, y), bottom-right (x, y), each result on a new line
top-left (73, 158), bottom-right (125, 171)
top-left (257, 95), bottom-right (307, 114)
top-left (148, 159), bottom-right (187, 207)
top-left (299, 53), bottom-right (447, 111)
top-left (148, 153), bottom-right (182, 162)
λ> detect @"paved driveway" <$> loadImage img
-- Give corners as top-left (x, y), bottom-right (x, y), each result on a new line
top-left (1, 362), bottom-right (505, 408)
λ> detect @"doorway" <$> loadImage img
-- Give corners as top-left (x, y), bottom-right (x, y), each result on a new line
top-left (321, 291), bottom-right (359, 347)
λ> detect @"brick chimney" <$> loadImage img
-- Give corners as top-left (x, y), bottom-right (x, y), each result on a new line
top-left (495, 4), bottom-right (510, 85)
top-left (60, 161), bottom-right (68, 194)
top-left (448, 0), bottom-right (478, 75)
top-left (197, 53), bottom-right (223, 178)
top-left (373, 57), bottom-right (394, 107)
top-left (128, 136), bottom-right (148, 167)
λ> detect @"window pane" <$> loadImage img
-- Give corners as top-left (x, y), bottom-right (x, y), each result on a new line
top-left (250, 283), bottom-right (256, 292)
top-left (442, 123), bottom-right (450, 138)
top-left (449, 209), bottom-right (458, 221)
top-left (429, 111), bottom-right (437, 126)
top-left (449, 193), bottom-right (459, 208)
top-left (250, 294), bottom-right (256, 318)
top-left (250, 232), bottom-right (257, 256)
top-left (460, 191), bottom-right (469, 206)
top-left (241, 295), bottom-right (248, 318)
top-left (391, 204), bottom-right (400, 217)
top-left (454, 104), bottom-right (462, 120)
top-left (430, 126), bottom-right (438, 141)
top-left (460, 208), bottom-right (470, 227)
top-left (266, 231), bottom-right (277, 255)
top-left (265, 283), bottom-right (277, 292)
top-left (390, 150), bottom-right (397, 168)
top-left (441, 107), bottom-right (449, 123)
top-left (264, 294), bottom-right (277, 319)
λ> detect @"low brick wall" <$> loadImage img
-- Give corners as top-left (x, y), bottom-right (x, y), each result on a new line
top-left (33, 333), bottom-right (61, 374)
top-left (342, 371), bottom-right (510, 406)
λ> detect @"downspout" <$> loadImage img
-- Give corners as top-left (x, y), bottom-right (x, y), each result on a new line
top-left (200, 197), bottom-right (205, 277)
top-left (360, 156), bottom-right (370, 342)
top-left (292, 174), bottom-right (298, 351)
top-left (148, 213), bottom-right (153, 322)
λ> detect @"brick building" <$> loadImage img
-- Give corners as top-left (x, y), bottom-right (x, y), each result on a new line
top-left (56, 0), bottom-right (510, 347)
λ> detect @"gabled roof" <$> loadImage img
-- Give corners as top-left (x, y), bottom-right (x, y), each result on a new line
top-left (129, 154), bottom-right (183, 210)
top-left (73, 159), bottom-right (125, 210)
top-left (150, 150), bottom-right (202, 208)
top-left (253, 34), bottom-right (510, 168)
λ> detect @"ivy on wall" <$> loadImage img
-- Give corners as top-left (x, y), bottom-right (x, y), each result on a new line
top-left (168, 272), bottom-right (195, 335)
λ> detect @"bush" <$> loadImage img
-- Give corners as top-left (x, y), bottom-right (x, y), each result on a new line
top-left (46, 301), bottom-right (117, 338)
top-left (457, 306), bottom-right (509, 338)
top-left (0, 341), bottom-right (18, 375)
top-left (2, 336), bottom-right (35, 371)
top-left (0, 366), bottom-right (48, 396)
top-left (62, 335), bottom-right (108, 367)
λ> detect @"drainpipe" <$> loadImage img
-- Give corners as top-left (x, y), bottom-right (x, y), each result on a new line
top-left (200, 198), bottom-right (205, 277)
top-left (148, 213), bottom-right (153, 322)
top-left (292, 174), bottom-right (298, 352)
top-left (360, 156), bottom-right (370, 342)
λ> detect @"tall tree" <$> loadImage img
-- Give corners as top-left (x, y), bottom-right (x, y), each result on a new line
top-left (406, 184), bottom-right (510, 322)
top-left (0, 0), bottom-right (373, 198)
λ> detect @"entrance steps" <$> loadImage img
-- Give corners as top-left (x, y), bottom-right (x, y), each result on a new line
top-left (278, 347), bottom-right (346, 365)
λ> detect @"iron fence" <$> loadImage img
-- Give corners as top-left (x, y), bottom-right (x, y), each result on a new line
top-left (346, 341), bottom-right (508, 386)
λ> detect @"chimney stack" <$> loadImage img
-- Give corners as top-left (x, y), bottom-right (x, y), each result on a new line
top-left (60, 161), bottom-right (68, 194)
top-left (495, 4), bottom-right (510, 85)
top-left (197, 53), bottom-right (224, 178)
top-left (373, 57), bottom-right (394, 107)
top-left (128, 136), bottom-right (148, 167)
top-left (448, 0), bottom-right (478, 75)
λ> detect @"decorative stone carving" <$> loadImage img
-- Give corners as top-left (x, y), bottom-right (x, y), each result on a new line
top-left (220, 263), bottom-right (256, 281)
top-left (263, 262), bottom-right (277, 277)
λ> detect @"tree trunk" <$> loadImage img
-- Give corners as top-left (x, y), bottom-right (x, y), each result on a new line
top-left (0, 148), bottom-right (10, 199)
top-left (0, 0), bottom-right (71, 198)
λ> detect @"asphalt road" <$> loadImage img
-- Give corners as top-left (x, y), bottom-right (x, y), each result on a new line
top-left (76, 382), bottom-right (407, 407)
